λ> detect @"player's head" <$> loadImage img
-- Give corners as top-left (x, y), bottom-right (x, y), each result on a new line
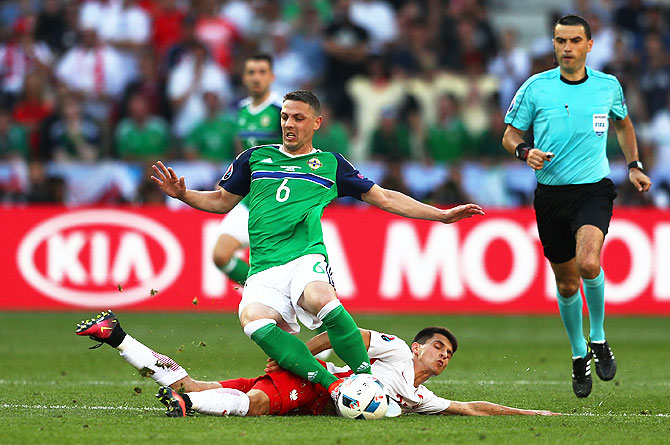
top-left (411, 327), bottom-right (458, 376)
top-left (552, 15), bottom-right (593, 74)
top-left (243, 54), bottom-right (274, 99)
top-left (280, 90), bottom-right (322, 153)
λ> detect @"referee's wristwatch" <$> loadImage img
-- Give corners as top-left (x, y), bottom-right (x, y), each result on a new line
top-left (515, 142), bottom-right (531, 161)
top-left (627, 160), bottom-right (644, 172)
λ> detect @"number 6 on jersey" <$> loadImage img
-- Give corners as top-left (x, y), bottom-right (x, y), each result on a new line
top-left (276, 178), bottom-right (290, 202)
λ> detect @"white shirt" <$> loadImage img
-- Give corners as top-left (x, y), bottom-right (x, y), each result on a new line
top-left (326, 330), bottom-right (451, 414)
top-left (167, 56), bottom-right (231, 136)
top-left (55, 44), bottom-right (126, 97)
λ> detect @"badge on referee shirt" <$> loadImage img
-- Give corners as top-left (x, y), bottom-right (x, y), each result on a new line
top-left (593, 114), bottom-right (607, 137)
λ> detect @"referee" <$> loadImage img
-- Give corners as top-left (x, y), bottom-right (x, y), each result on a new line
top-left (502, 15), bottom-right (651, 398)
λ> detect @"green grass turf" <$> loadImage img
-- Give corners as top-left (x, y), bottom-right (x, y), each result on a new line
top-left (1, 312), bottom-right (669, 444)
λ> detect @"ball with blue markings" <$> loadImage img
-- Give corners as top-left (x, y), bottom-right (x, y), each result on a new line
top-left (336, 374), bottom-right (389, 420)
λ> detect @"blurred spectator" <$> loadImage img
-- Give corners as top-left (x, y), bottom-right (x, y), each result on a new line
top-left (426, 94), bottom-right (467, 163)
top-left (26, 160), bottom-right (65, 203)
top-left (163, 13), bottom-right (198, 72)
top-left (647, 92), bottom-right (670, 169)
top-left (167, 40), bottom-right (231, 138)
top-left (638, 33), bottom-right (670, 120)
top-left (55, 25), bottom-right (126, 123)
top-left (39, 94), bottom-right (101, 162)
top-left (120, 47), bottom-right (170, 121)
top-left (35, 0), bottom-right (68, 54)
top-left (149, 0), bottom-right (187, 59)
top-left (194, 0), bottom-right (241, 72)
top-left (347, 55), bottom-right (405, 160)
top-left (378, 160), bottom-right (410, 196)
top-left (585, 13), bottom-right (614, 71)
top-left (322, 0), bottom-right (369, 122)
top-left (268, 23), bottom-right (312, 95)
top-left (282, 0), bottom-right (332, 26)
top-left (370, 108), bottom-right (411, 162)
top-left (389, 17), bottom-right (438, 77)
top-left (312, 103), bottom-right (350, 156)
top-left (79, 0), bottom-right (151, 82)
top-left (429, 166), bottom-right (472, 205)
top-left (289, 5), bottom-right (327, 85)
top-left (0, 107), bottom-right (29, 160)
top-left (221, 0), bottom-right (255, 37)
top-left (115, 93), bottom-right (170, 161)
top-left (0, 16), bottom-right (54, 108)
top-left (183, 91), bottom-right (236, 162)
top-left (615, 0), bottom-right (648, 36)
top-left (471, 97), bottom-right (506, 160)
top-left (349, 0), bottom-right (397, 52)
top-left (488, 29), bottom-right (530, 113)
top-left (11, 72), bottom-right (53, 156)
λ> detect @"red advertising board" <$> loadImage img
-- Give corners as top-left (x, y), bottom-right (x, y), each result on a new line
top-left (2, 206), bottom-right (669, 314)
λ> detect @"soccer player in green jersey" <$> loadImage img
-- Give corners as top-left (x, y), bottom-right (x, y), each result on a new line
top-left (212, 54), bottom-right (283, 286)
top-left (152, 90), bottom-right (484, 399)
top-left (502, 15), bottom-right (652, 398)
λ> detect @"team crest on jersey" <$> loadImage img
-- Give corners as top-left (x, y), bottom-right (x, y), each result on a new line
top-left (307, 157), bottom-right (322, 170)
top-left (222, 163), bottom-right (234, 181)
top-left (593, 114), bottom-right (608, 137)
top-left (261, 115), bottom-right (271, 127)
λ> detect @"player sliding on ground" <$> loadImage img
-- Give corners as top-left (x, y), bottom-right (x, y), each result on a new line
top-left (76, 310), bottom-right (558, 417)
top-left (151, 90), bottom-right (484, 400)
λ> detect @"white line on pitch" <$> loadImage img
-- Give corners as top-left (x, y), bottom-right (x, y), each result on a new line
top-left (1, 404), bottom-right (162, 411)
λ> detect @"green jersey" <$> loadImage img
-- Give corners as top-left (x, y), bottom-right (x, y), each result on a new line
top-left (219, 144), bottom-right (374, 276)
top-left (185, 112), bottom-right (237, 161)
top-left (236, 93), bottom-right (282, 150)
top-left (116, 117), bottom-right (170, 160)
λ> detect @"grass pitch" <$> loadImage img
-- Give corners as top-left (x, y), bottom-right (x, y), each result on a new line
top-left (1, 312), bottom-right (669, 444)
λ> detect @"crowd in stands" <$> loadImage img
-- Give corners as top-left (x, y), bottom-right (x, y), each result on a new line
top-left (0, 0), bottom-right (669, 207)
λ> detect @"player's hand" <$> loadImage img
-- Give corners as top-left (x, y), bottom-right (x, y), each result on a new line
top-left (151, 161), bottom-right (186, 200)
top-left (265, 358), bottom-right (281, 374)
top-left (526, 148), bottom-right (553, 170)
top-left (629, 168), bottom-right (652, 192)
top-left (440, 203), bottom-right (485, 224)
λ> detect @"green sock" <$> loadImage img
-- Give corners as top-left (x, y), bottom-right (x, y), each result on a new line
top-left (556, 289), bottom-right (588, 358)
top-left (583, 268), bottom-right (606, 342)
top-left (218, 257), bottom-right (249, 285)
top-left (250, 323), bottom-right (338, 390)
top-left (322, 305), bottom-right (371, 374)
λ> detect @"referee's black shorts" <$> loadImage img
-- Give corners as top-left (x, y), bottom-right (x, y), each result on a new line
top-left (533, 178), bottom-right (617, 264)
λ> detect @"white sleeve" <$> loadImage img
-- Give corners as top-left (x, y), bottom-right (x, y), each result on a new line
top-left (124, 9), bottom-right (150, 43)
top-left (367, 330), bottom-right (412, 362)
top-left (409, 385), bottom-right (451, 414)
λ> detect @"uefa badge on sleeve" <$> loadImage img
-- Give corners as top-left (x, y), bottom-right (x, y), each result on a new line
top-left (222, 163), bottom-right (234, 181)
top-left (593, 114), bottom-right (608, 137)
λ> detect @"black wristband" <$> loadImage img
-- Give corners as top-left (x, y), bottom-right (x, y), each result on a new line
top-left (515, 142), bottom-right (531, 161)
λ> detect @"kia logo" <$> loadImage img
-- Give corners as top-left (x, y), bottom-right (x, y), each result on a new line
top-left (17, 210), bottom-right (184, 307)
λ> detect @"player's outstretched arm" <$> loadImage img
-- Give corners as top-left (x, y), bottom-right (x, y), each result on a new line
top-left (442, 400), bottom-right (560, 416)
top-left (361, 184), bottom-right (484, 224)
top-left (612, 117), bottom-right (652, 192)
top-left (151, 161), bottom-right (243, 213)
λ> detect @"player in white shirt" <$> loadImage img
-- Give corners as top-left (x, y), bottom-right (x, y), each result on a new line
top-left (77, 311), bottom-right (557, 417)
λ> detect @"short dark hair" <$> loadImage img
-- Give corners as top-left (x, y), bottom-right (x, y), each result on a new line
top-left (245, 53), bottom-right (273, 70)
top-left (553, 14), bottom-right (591, 40)
top-left (413, 326), bottom-right (458, 353)
top-left (284, 90), bottom-right (321, 115)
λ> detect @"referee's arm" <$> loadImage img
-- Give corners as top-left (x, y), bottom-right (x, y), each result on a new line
top-left (502, 125), bottom-right (553, 170)
top-left (612, 116), bottom-right (652, 192)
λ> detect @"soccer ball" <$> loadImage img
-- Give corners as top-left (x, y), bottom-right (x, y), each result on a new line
top-left (336, 374), bottom-right (388, 420)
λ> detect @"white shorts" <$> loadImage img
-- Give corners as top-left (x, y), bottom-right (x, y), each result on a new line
top-left (218, 203), bottom-right (249, 247)
top-left (239, 254), bottom-right (335, 333)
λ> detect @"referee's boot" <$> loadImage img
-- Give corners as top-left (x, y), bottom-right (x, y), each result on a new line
top-left (571, 350), bottom-right (593, 398)
top-left (589, 339), bottom-right (617, 381)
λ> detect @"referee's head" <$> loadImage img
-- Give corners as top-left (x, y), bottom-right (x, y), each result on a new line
top-left (553, 14), bottom-right (591, 40)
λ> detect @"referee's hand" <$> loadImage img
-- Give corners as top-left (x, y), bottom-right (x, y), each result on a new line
top-left (629, 168), bottom-right (652, 192)
top-left (526, 149), bottom-right (553, 170)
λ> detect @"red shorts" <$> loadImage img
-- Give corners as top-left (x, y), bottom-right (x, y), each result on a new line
top-left (218, 360), bottom-right (332, 416)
